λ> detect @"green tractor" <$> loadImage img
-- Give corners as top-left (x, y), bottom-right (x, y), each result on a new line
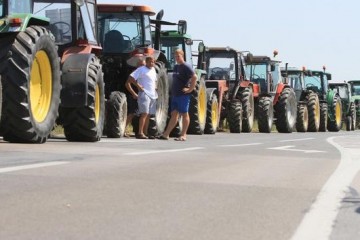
top-left (0, 0), bottom-right (105, 143)
top-left (154, 21), bottom-right (209, 134)
top-left (329, 82), bottom-right (356, 131)
top-left (303, 68), bottom-right (342, 131)
top-left (347, 80), bottom-right (360, 128)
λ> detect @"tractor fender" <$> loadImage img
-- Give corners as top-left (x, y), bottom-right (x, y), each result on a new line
top-left (206, 88), bottom-right (217, 101)
top-left (273, 83), bottom-right (287, 104)
top-left (60, 53), bottom-right (95, 108)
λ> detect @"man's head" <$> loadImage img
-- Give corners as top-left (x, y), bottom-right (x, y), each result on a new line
top-left (145, 56), bottom-right (155, 68)
top-left (174, 49), bottom-right (185, 64)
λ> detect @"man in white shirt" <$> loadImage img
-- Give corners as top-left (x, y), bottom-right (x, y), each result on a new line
top-left (125, 56), bottom-right (157, 139)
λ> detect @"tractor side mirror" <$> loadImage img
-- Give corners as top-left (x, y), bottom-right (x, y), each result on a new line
top-left (178, 20), bottom-right (187, 34)
top-left (198, 42), bottom-right (205, 53)
top-left (185, 38), bottom-right (193, 45)
top-left (326, 73), bottom-right (332, 80)
top-left (229, 63), bottom-right (234, 71)
top-left (270, 64), bottom-right (275, 71)
top-left (74, 0), bottom-right (85, 6)
top-left (246, 53), bottom-right (253, 63)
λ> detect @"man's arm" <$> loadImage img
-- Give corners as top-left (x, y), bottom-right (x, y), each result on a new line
top-left (183, 73), bottom-right (197, 94)
top-left (125, 76), bottom-right (140, 99)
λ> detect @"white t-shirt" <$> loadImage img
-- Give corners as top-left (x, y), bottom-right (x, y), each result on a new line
top-left (130, 66), bottom-right (158, 99)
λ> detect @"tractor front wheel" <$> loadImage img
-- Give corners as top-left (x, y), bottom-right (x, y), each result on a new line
top-left (296, 103), bottom-right (308, 132)
top-left (105, 91), bottom-right (127, 138)
top-left (204, 94), bottom-right (219, 134)
top-left (327, 96), bottom-right (342, 132)
top-left (227, 100), bottom-right (242, 133)
top-left (241, 87), bottom-right (254, 132)
top-left (275, 88), bottom-right (297, 133)
top-left (258, 96), bottom-right (273, 133)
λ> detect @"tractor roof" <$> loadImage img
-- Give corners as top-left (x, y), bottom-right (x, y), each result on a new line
top-left (159, 30), bottom-right (192, 39)
top-left (97, 4), bottom-right (155, 16)
top-left (248, 55), bottom-right (280, 64)
top-left (347, 80), bottom-right (360, 84)
top-left (329, 82), bottom-right (347, 87)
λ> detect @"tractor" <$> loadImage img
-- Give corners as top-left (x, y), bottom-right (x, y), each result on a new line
top-left (97, 4), bottom-right (169, 138)
top-left (281, 67), bottom-right (321, 132)
top-left (244, 53), bottom-right (297, 133)
top-left (347, 80), bottom-right (360, 128)
top-left (329, 82), bottom-right (356, 131)
top-left (302, 68), bottom-right (342, 131)
top-left (155, 21), bottom-right (209, 134)
top-left (199, 46), bottom-right (247, 133)
top-left (0, 0), bottom-right (105, 143)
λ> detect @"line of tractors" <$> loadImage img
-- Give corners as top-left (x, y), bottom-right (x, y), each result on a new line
top-left (0, 0), bottom-right (359, 144)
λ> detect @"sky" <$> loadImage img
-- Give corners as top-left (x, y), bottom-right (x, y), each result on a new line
top-left (97, 0), bottom-right (360, 82)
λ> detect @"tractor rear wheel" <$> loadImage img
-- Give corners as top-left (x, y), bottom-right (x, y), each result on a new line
top-left (148, 62), bottom-right (169, 136)
top-left (105, 91), bottom-right (127, 138)
top-left (258, 96), bottom-right (273, 133)
top-left (62, 57), bottom-right (105, 141)
top-left (307, 93), bottom-right (320, 132)
top-left (296, 103), bottom-right (308, 132)
top-left (275, 88), bottom-right (297, 133)
top-left (204, 94), bottom-right (219, 134)
top-left (327, 96), bottom-right (342, 132)
top-left (319, 103), bottom-right (328, 132)
top-left (188, 77), bottom-right (207, 134)
top-left (227, 100), bottom-right (242, 133)
top-left (241, 87), bottom-right (254, 132)
top-left (1, 26), bottom-right (61, 143)
top-left (351, 103), bottom-right (356, 130)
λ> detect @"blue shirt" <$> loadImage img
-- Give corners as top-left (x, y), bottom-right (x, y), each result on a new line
top-left (172, 63), bottom-right (195, 96)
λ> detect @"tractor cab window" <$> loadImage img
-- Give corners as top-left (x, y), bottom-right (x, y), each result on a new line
top-left (270, 63), bottom-right (281, 87)
top-left (159, 38), bottom-right (183, 70)
top-left (0, 1), bottom-right (3, 17)
top-left (98, 12), bottom-right (147, 53)
top-left (79, 2), bottom-right (97, 44)
top-left (332, 85), bottom-right (348, 100)
top-left (352, 84), bottom-right (360, 95)
top-left (33, 2), bottom-right (72, 45)
top-left (287, 73), bottom-right (302, 91)
top-left (246, 63), bottom-right (267, 92)
top-left (9, 0), bottom-right (31, 14)
top-left (207, 58), bottom-right (233, 80)
top-left (304, 74), bottom-right (322, 93)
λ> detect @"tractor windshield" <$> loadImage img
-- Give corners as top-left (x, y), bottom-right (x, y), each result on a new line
top-left (304, 72), bottom-right (325, 93)
top-left (351, 83), bottom-right (360, 96)
top-left (159, 37), bottom-right (192, 71)
top-left (33, 1), bottom-right (72, 45)
top-left (8, 0), bottom-right (31, 14)
top-left (0, 1), bottom-right (3, 17)
top-left (205, 52), bottom-right (236, 81)
top-left (287, 72), bottom-right (303, 91)
top-left (332, 85), bottom-right (349, 100)
top-left (98, 12), bottom-right (152, 53)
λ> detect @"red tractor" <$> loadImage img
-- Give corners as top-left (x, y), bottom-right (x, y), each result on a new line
top-left (97, 4), bottom-right (169, 138)
top-left (244, 52), bottom-right (297, 133)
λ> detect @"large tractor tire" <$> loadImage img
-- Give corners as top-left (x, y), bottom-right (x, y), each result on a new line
top-left (307, 93), bottom-right (320, 132)
top-left (296, 103), bottom-right (308, 132)
top-left (148, 62), bottom-right (169, 137)
top-left (105, 91), bottom-right (127, 138)
top-left (241, 87), bottom-right (254, 132)
top-left (319, 102), bottom-right (328, 132)
top-left (275, 88), bottom-right (297, 133)
top-left (1, 26), bottom-right (61, 143)
top-left (327, 96), bottom-right (342, 132)
top-left (227, 100), bottom-right (242, 133)
top-left (61, 57), bottom-right (105, 141)
top-left (204, 94), bottom-right (219, 134)
top-left (258, 96), bottom-right (273, 133)
top-left (0, 76), bottom-right (2, 124)
top-left (187, 77), bottom-right (207, 134)
top-left (350, 103), bottom-right (356, 130)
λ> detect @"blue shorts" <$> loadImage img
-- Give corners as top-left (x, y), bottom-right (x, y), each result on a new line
top-left (171, 95), bottom-right (191, 114)
top-left (138, 92), bottom-right (156, 114)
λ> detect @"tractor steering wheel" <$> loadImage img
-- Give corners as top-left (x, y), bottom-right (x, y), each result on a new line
top-left (211, 67), bottom-right (226, 74)
top-left (52, 21), bottom-right (71, 35)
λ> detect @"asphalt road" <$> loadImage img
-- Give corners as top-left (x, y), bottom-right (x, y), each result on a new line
top-left (0, 131), bottom-right (359, 240)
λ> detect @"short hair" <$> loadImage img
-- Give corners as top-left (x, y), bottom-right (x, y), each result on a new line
top-left (175, 49), bottom-right (184, 56)
top-left (145, 56), bottom-right (154, 62)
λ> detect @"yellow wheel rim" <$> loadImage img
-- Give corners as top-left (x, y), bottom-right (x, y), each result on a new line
top-left (315, 101), bottom-right (320, 124)
top-left (198, 84), bottom-right (206, 124)
top-left (335, 100), bottom-right (341, 124)
top-left (211, 100), bottom-right (219, 129)
top-left (30, 50), bottom-right (52, 123)
top-left (95, 84), bottom-right (100, 123)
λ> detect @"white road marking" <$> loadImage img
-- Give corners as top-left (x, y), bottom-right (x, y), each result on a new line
top-left (291, 136), bottom-right (360, 240)
top-left (219, 143), bottom-right (263, 147)
top-left (0, 161), bottom-right (69, 173)
top-left (124, 147), bottom-right (204, 156)
top-left (279, 138), bottom-right (315, 142)
top-left (268, 145), bottom-right (325, 153)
